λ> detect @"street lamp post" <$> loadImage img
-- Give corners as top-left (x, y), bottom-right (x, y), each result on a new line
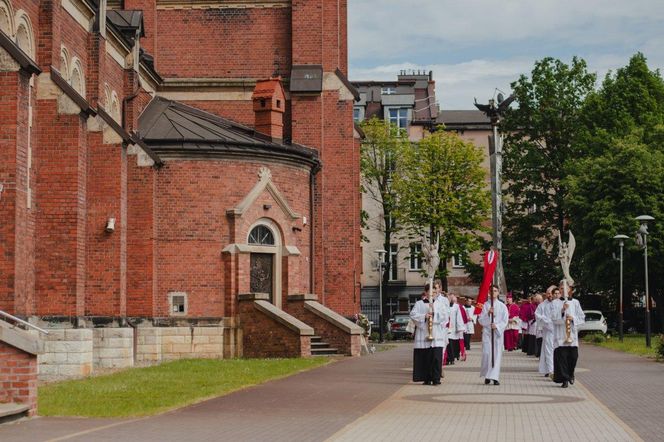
top-left (375, 249), bottom-right (387, 343)
top-left (613, 234), bottom-right (629, 342)
top-left (635, 215), bottom-right (654, 348)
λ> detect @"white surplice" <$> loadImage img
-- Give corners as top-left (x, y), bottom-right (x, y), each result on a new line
top-left (449, 303), bottom-right (466, 340)
top-left (550, 298), bottom-right (585, 348)
top-left (411, 297), bottom-right (450, 349)
top-left (478, 298), bottom-right (509, 381)
top-left (536, 299), bottom-right (555, 374)
top-left (464, 305), bottom-right (476, 335)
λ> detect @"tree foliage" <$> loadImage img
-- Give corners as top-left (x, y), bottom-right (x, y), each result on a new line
top-left (565, 53), bottom-right (664, 326)
top-left (359, 117), bottom-right (410, 280)
top-left (501, 57), bottom-right (596, 295)
top-left (393, 129), bottom-right (490, 280)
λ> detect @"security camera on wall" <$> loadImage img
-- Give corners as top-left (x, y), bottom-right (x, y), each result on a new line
top-left (105, 217), bottom-right (116, 233)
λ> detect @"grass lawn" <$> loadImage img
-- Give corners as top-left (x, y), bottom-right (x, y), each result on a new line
top-left (39, 357), bottom-right (331, 418)
top-left (583, 334), bottom-right (661, 359)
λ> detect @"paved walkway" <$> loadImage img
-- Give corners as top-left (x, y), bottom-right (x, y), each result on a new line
top-left (0, 343), bottom-right (658, 441)
top-left (576, 344), bottom-right (664, 442)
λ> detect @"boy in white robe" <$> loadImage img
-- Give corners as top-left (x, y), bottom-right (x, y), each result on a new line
top-left (536, 287), bottom-right (556, 376)
top-left (550, 285), bottom-right (585, 388)
top-left (411, 286), bottom-right (450, 385)
top-left (478, 285), bottom-right (509, 385)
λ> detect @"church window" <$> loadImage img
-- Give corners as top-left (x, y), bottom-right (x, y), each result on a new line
top-left (248, 225), bottom-right (275, 246)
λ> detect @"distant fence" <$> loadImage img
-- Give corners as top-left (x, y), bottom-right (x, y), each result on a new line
top-left (361, 300), bottom-right (380, 325)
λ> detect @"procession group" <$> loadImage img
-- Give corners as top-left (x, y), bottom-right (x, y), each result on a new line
top-left (410, 281), bottom-right (585, 388)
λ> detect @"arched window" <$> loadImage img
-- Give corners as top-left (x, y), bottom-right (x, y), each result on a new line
top-left (111, 91), bottom-right (121, 122)
top-left (14, 12), bottom-right (34, 58)
top-left (70, 58), bottom-right (84, 96)
top-left (0, 0), bottom-right (13, 36)
top-left (248, 225), bottom-right (275, 246)
top-left (60, 47), bottom-right (70, 80)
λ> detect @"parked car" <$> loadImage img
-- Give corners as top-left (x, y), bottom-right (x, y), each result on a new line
top-left (388, 312), bottom-right (413, 339)
top-left (577, 310), bottom-right (607, 335)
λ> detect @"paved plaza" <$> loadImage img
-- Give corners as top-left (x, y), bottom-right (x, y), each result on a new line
top-left (0, 343), bottom-right (661, 441)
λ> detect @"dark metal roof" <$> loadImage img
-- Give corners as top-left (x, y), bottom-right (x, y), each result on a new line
top-left (106, 10), bottom-right (145, 42)
top-left (138, 97), bottom-right (320, 167)
top-left (436, 110), bottom-right (490, 125)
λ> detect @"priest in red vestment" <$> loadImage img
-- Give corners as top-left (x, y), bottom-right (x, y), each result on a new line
top-left (504, 293), bottom-right (520, 351)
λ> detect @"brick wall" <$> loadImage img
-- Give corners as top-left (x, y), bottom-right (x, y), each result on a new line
top-left (0, 341), bottom-right (38, 416)
top-left (85, 132), bottom-right (126, 316)
top-left (154, 7), bottom-right (291, 79)
top-left (126, 154), bottom-right (156, 317)
top-left (238, 299), bottom-right (310, 358)
top-left (153, 160), bottom-right (311, 317)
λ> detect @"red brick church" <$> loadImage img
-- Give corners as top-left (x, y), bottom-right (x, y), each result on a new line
top-left (0, 0), bottom-right (362, 385)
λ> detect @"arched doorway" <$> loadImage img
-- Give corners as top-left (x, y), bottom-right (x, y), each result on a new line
top-left (247, 221), bottom-right (281, 306)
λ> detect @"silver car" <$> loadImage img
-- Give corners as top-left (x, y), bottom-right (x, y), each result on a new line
top-left (577, 310), bottom-right (608, 335)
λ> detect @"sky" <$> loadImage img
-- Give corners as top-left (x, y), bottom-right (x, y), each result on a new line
top-left (348, 0), bottom-right (664, 109)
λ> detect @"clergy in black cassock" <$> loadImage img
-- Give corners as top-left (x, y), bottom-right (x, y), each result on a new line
top-left (410, 291), bottom-right (449, 385)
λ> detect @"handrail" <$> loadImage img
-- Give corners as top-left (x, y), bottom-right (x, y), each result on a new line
top-left (0, 310), bottom-right (49, 335)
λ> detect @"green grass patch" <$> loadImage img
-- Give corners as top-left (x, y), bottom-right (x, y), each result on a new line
top-left (39, 357), bottom-right (330, 418)
top-left (583, 333), bottom-right (659, 359)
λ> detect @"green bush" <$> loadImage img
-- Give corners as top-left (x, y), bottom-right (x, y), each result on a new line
top-left (583, 333), bottom-right (607, 344)
top-left (370, 331), bottom-right (379, 342)
top-left (657, 334), bottom-right (664, 361)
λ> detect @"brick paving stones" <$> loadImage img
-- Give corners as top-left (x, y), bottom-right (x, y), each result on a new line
top-left (328, 346), bottom-right (641, 442)
top-left (0, 342), bottom-right (656, 441)
top-left (576, 343), bottom-right (664, 442)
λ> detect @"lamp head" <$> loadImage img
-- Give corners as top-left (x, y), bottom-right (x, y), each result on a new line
top-left (635, 215), bottom-right (654, 223)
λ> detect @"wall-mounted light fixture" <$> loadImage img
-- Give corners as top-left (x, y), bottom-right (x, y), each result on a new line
top-left (105, 217), bottom-right (116, 233)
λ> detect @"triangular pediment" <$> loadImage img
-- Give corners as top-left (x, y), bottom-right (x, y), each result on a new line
top-left (226, 166), bottom-right (300, 220)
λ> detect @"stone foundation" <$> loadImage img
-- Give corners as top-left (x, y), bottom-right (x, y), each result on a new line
top-left (39, 328), bottom-right (94, 381)
top-left (93, 328), bottom-right (134, 369)
top-left (31, 318), bottom-right (234, 380)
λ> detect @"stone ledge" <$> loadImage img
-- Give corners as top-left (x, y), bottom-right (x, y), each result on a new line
top-left (254, 301), bottom-right (314, 336)
top-left (304, 301), bottom-right (363, 335)
top-left (287, 294), bottom-right (318, 302)
top-left (238, 293), bottom-right (270, 301)
top-left (0, 320), bottom-right (44, 355)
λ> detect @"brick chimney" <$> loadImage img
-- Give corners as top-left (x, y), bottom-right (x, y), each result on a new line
top-left (252, 77), bottom-right (285, 143)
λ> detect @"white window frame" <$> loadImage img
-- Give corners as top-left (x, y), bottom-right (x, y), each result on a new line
top-left (389, 244), bottom-right (399, 281)
top-left (452, 254), bottom-right (465, 269)
top-left (381, 87), bottom-right (396, 95)
top-left (387, 107), bottom-right (409, 129)
top-left (409, 244), bottom-right (422, 271)
top-left (168, 292), bottom-right (188, 316)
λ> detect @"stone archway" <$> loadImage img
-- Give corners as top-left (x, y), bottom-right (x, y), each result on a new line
top-left (246, 220), bottom-right (282, 307)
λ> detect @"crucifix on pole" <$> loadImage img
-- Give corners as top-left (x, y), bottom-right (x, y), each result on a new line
top-left (474, 93), bottom-right (514, 295)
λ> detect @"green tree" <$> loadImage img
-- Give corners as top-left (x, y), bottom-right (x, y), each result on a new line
top-left (567, 54), bottom-right (664, 328)
top-left (392, 129), bottom-right (490, 285)
top-left (501, 57), bottom-right (596, 295)
top-left (359, 117), bottom-right (409, 284)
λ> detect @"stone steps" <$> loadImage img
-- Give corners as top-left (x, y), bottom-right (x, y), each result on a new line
top-left (0, 403), bottom-right (30, 424)
top-left (310, 335), bottom-right (338, 356)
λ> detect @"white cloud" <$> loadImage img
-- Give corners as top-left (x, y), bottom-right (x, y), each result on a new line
top-left (349, 0), bottom-right (664, 60)
top-left (348, 1), bottom-right (664, 109)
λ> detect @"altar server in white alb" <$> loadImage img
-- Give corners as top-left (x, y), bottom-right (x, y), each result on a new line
top-left (478, 285), bottom-right (509, 385)
top-left (411, 285), bottom-right (450, 385)
top-left (550, 284), bottom-right (585, 388)
top-left (536, 286), bottom-right (556, 377)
